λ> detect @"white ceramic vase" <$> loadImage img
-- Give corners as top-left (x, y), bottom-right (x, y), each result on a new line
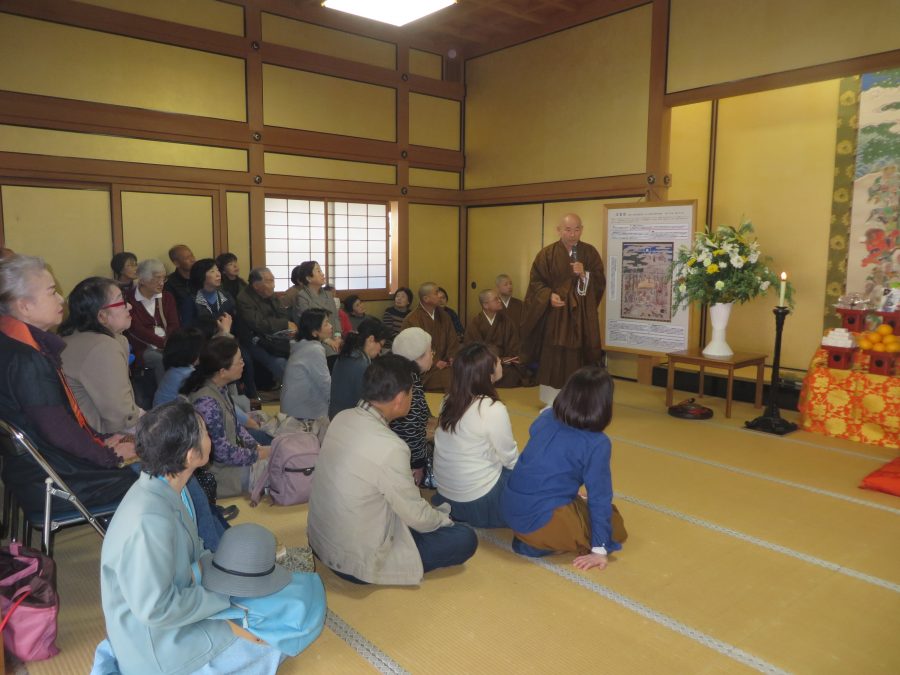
top-left (703, 302), bottom-right (734, 357)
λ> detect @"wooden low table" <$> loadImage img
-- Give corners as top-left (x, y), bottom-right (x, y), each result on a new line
top-left (665, 348), bottom-right (767, 418)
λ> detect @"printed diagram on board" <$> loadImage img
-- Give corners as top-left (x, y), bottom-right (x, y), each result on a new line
top-left (620, 242), bottom-right (673, 322)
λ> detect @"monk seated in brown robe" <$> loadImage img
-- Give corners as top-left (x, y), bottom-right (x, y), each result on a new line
top-left (400, 282), bottom-right (459, 391)
top-left (495, 274), bottom-right (524, 330)
top-left (464, 289), bottom-right (530, 388)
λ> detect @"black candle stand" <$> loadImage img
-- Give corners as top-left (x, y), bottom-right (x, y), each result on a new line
top-left (746, 306), bottom-right (798, 435)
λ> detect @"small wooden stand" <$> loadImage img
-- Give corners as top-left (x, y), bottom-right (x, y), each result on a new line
top-left (665, 348), bottom-right (766, 418)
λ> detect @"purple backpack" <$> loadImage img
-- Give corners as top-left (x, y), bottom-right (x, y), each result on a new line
top-left (250, 431), bottom-right (320, 506)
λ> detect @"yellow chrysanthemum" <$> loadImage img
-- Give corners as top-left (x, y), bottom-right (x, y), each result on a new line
top-left (686, 257), bottom-right (696, 267)
top-left (833, 188), bottom-right (849, 203)
top-left (830, 235), bottom-right (846, 251)
top-left (706, 264), bottom-right (719, 274)
top-left (840, 90), bottom-right (857, 106)
top-left (826, 281), bottom-right (843, 297)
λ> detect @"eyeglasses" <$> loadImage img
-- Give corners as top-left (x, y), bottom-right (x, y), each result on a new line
top-left (101, 300), bottom-right (128, 310)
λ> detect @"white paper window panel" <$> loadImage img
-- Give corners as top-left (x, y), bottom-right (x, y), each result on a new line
top-left (269, 265), bottom-right (290, 278)
top-left (265, 209), bottom-right (288, 224)
top-left (288, 213), bottom-right (309, 227)
top-left (288, 226), bottom-right (310, 239)
top-left (329, 202), bottom-right (348, 215)
top-left (368, 241), bottom-right (387, 253)
top-left (348, 241), bottom-right (368, 253)
top-left (306, 227), bottom-right (323, 240)
top-left (265, 198), bottom-right (287, 211)
top-left (368, 229), bottom-right (384, 242)
top-left (267, 251), bottom-right (289, 265)
top-left (368, 204), bottom-right (386, 217)
top-left (348, 215), bottom-right (367, 229)
top-left (332, 214), bottom-right (348, 228)
top-left (265, 225), bottom-right (287, 238)
top-left (368, 216), bottom-right (385, 229)
top-left (289, 253), bottom-right (311, 266)
top-left (368, 253), bottom-right (384, 264)
top-left (266, 239), bottom-right (289, 252)
top-left (348, 202), bottom-right (367, 216)
top-left (348, 252), bottom-right (367, 264)
top-left (333, 240), bottom-right (348, 253)
top-left (347, 229), bottom-right (367, 243)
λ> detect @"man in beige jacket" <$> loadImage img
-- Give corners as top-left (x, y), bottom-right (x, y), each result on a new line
top-left (308, 354), bottom-right (478, 585)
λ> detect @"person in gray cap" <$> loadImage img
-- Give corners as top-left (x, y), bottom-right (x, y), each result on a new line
top-left (309, 354), bottom-right (477, 585)
top-left (98, 402), bottom-right (285, 675)
top-left (390, 327), bottom-right (438, 486)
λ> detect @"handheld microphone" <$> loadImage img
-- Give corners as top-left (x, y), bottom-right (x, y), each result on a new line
top-left (570, 244), bottom-right (578, 263)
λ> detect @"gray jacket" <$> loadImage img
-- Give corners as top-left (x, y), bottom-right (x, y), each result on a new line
top-left (281, 339), bottom-right (331, 420)
top-left (100, 472), bottom-right (235, 675)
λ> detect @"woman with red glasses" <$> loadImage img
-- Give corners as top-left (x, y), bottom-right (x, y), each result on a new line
top-left (60, 276), bottom-right (144, 436)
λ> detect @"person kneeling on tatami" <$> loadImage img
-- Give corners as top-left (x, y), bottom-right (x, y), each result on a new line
top-left (500, 365), bottom-right (627, 570)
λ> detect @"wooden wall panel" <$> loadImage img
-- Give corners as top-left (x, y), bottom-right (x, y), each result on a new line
top-left (410, 49), bottom-right (442, 79)
top-left (265, 152), bottom-right (396, 184)
top-left (409, 93), bottom-right (460, 151)
top-left (262, 12), bottom-right (396, 69)
top-left (121, 191), bottom-right (214, 271)
top-left (668, 0), bottom-right (900, 94)
top-left (77, 0), bottom-right (244, 36)
top-left (0, 13), bottom-right (246, 121)
top-left (465, 5), bottom-right (652, 189)
top-left (262, 64), bottom-right (396, 142)
top-left (0, 125), bottom-right (247, 171)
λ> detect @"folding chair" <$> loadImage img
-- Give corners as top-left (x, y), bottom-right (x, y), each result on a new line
top-left (0, 418), bottom-right (118, 557)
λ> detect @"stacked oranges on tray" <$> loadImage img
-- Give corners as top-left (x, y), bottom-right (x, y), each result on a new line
top-left (856, 323), bottom-right (900, 353)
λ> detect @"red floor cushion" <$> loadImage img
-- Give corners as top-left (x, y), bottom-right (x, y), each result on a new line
top-left (860, 457), bottom-right (900, 497)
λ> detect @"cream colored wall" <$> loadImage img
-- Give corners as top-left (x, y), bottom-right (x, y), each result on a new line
top-left (710, 81), bottom-right (839, 371)
top-left (668, 102), bottom-right (712, 225)
top-left (409, 94), bottom-right (460, 151)
top-left (668, 0), bottom-right (900, 93)
top-left (1, 185), bottom-right (111, 295)
top-left (121, 192), bottom-right (214, 272)
top-left (78, 0), bottom-right (244, 35)
top-left (408, 203), bottom-right (459, 307)
top-left (465, 204), bottom-right (543, 320)
top-left (465, 5), bottom-right (652, 189)
top-left (262, 13), bottom-right (395, 69)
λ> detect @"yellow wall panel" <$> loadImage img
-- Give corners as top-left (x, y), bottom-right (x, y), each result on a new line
top-left (465, 5), bottom-right (651, 189)
top-left (409, 93), bottom-right (460, 150)
top-left (121, 192), bottom-right (214, 272)
top-left (265, 152), bottom-right (396, 184)
top-left (1, 185), bottom-right (111, 296)
top-left (408, 204), bottom-right (459, 307)
top-left (408, 168), bottom-right (459, 190)
top-left (668, 102), bottom-right (712, 225)
top-left (263, 65), bottom-right (396, 141)
top-left (410, 49), bottom-right (442, 79)
top-left (0, 125), bottom-right (247, 171)
top-left (262, 13), bottom-right (395, 69)
top-left (0, 14), bottom-right (246, 121)
top-left (226, 192), bottom-right (251, 275)
top-left (668, 0), bottom-right (900, 93)
top-left (712, 80), bottom-right (839, 370)
top-left (466, 204), bottom-right (543, 319)
top-left (77, 0), bottom-right (244, 36)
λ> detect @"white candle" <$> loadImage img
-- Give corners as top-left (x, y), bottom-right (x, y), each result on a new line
top-left (779, 272), bottom-right (787, 306)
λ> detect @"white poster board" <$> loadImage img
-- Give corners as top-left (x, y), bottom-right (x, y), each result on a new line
top-left (604, 202), bottom-right (695, 355)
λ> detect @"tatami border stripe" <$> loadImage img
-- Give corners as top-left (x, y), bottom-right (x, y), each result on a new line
top-left (608, 435), bottom-right (900, 516)
top-left (476, 529), bottom-right (789, 675)
top-left (616, 493), bottom-right (900, 593)
top-left (326, 610), bottom-right (410, 674)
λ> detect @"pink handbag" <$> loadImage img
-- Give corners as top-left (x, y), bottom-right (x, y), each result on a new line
top-left (0, 543), bottom-right (60, 661)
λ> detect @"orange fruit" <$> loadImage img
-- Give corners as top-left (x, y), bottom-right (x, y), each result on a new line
top-left (869, 332), bottom-right (883, 344)
top-left (883, 334), bottom-right (897, 345)
top-left (877, 323), bottom-right (894, 336)
top-left (887, 342), bottom-right (900, 353)
top-left (872, 343), bottom-right (887, 352)
top-left (858, 338), bottom-right (873, 350)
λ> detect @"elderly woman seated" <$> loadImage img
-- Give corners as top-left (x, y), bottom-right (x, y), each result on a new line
top-left (59, 277), bottom-right (143, 435)
top-left (182, 337), bottom-right (270, 497)
top-left (0, 255), bottom-right (137, 515)
top-left (98, 402), bottom-right (285, 675)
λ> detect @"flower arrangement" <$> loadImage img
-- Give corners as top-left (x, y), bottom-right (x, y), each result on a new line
top-left (671, 220), bottom-right (791, 310)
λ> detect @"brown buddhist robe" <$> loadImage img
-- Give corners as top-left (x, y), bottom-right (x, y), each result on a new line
top-left (401, 305), bottom-right (460, 391)
top-left (464, 311), bottom-right (528, 387)
top-left (521, 240), bottom-right (605, 389)
top-left (501, 296), bottom-right (524, 329)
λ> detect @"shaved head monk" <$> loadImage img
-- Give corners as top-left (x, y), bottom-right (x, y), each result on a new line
top-left (400, 282), bottom-right (460, 391)
top-left (521, 213), bottom-right (606, 404)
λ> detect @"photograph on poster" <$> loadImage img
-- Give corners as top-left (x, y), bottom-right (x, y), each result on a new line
top-left (621, 242), bottom-right (673, 322)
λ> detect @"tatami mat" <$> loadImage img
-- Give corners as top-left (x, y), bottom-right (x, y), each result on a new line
top-left (23, 380), bottom-right (900, 674)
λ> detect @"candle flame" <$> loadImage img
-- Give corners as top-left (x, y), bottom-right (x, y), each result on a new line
top-left (780, 272), bottom-right (787, 281)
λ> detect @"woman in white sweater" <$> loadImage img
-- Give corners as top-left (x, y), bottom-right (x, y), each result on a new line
top-left (432, 342), bottom-right (517, 527)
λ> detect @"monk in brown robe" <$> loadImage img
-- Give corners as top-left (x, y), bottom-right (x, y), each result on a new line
top-left (401, 282), bottom-right (459, 391)
top-left (464, 289), bottom-right (529, 388)
top-left (495, 274), bottom-right (524, 329)
top-left (522, 213), bottom-right (605, 403)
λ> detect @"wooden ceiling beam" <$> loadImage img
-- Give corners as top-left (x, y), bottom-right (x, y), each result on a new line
top-left (467, 0), bottom-right (545, 25)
